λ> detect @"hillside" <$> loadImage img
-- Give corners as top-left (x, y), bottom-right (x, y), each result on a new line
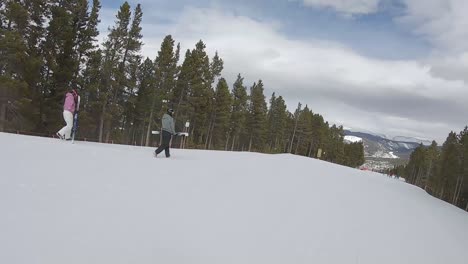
top-left (343, 130), bottom-right (434, 170)
top-left (1, 132), bottom-right (468, 264)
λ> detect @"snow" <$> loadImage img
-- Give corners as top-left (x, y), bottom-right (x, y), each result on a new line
top-left (393, 136), bottom-right (432, 146)
top-left (370, 150), bottom-right (399, 159)
top-left (344, 135), bottom-right (362, 143)
top-left (400, 142), bottom-right (411, 149)
top-left (1, 132), bottom-right (468, 264)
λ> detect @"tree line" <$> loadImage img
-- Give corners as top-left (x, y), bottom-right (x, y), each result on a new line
top-left (0, 0), bottom-right (364, 167)
top-left (388, 127), bottom-right (468, 211)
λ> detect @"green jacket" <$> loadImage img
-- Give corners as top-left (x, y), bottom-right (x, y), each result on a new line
top-left (162, 113), bottom-right (176, 135)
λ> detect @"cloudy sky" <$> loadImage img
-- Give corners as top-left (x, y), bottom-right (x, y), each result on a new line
top-left (99, 0), bottom-right (468, 143)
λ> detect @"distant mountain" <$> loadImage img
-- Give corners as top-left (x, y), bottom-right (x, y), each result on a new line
top-left (392, 136), bottom-right (432, 146)
top-left (343, 130), bottom-right (428, 171)
top-left (344, 130), bottom-right (421, 159)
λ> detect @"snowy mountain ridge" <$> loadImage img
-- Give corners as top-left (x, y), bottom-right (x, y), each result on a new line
top-left (344, 130), bottom-right (424, 159)
top-left (392, 136), bottom-right (433, 146)
top-left (344, 135), bottom-right (363, 143)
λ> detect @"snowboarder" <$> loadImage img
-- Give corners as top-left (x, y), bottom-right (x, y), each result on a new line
top-left (56, 89), bottom-right (79, 140)
top-left (154, 109), bottom-right (176, 158)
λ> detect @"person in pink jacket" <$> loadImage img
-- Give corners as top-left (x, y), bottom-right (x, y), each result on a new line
top-left (56, 89), bottom-right (78, 140)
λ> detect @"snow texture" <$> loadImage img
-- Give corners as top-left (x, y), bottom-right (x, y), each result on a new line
top-left (1, 132), bottom-right (468, 264)
top-left (388, 151), bottom-right (399, 159)
top-left (344, 135), bottom-right (363, 143)
top-left (370, 150), bottom-right (400, 159)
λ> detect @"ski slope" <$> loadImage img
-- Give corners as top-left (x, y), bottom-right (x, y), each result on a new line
top-left (1, 132), bottom-right (468, 264)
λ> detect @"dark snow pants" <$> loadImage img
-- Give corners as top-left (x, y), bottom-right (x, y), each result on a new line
top-left (155, 130), bottom-right (172, 157)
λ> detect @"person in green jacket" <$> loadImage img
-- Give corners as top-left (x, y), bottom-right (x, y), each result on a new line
top-left (154, 109), bottom-right (176, 158)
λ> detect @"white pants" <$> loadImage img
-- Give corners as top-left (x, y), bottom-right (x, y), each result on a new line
top-left (58, 110), bottom-right (74, 139)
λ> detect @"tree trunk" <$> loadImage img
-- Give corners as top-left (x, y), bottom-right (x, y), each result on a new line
top-left (0, 102), bottom-right (6, 132)
top-left (105, 121), bottom-right (111, 143)
top-left (231, 134), bottom-right (236, 151)
top-left (424, 160), bottom-right (433, 191)
top-left (225, 133), bottom-right (230, 151)
top-left (140, 124), bottom-right (145, 146)
top-left (289, 111), bottom-right (300, 153)
top-left (208, 122), bottom-right (216, 150)
top-left (295, 136), bottom-right (301, 154)
top-left (308, 141), bottom-right (313, 157)
top-left (98, 103), bottom-right (106, 142)
top-left (453, 175), bottom-right (463, 205)
top-left (145, 107), bottom-right (154, 146)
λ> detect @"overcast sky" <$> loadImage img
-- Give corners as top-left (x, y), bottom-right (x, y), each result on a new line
top-left (100, 0), bottom-right (468, 143)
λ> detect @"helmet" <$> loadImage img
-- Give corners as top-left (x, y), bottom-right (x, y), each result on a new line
top-left (167, 108), bottom-right (174, 116)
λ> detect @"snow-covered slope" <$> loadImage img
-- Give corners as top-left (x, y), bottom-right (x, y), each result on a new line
top-left (1, 133), bottom-right (468, 264)
top-left (344, 135), bottom-right (362, 143)
top-left (393, 136), bottom-right (433, 146)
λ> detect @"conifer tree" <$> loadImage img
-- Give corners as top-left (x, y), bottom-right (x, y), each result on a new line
top-left (247, 80), bottom-right (267, 152)
top-left (229, 74), bottom-right (248, 151)
top-left (144, 35), bottom-right (179, 145)
top-left (423, 141), bottom-right (440, 192)
top-left (0, 1), bottom-right (30, 130)
top-left (79, 49), bottom-right (102, 138)
top-left (266, 93), bottom-right (288, 153)
top-left (288, 102), bottom-right (302, 153)
top-left (98, 2), bottom-right (142, 142)
top-left (344, 142), bottom-right (365, 168)
top-left (436, 132), bottom-right (461, 201)
top-left (204, 51), bottom-right (224, 147)
top-left (208, 78), bottom-right (232, 149)
top-left (177, 41), bottom-right (212, 146)
top-left (172, 49), bottom-right (192, 119)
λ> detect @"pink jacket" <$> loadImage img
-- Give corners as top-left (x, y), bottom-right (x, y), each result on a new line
top-left (63, 92), bottom-right (76, 113)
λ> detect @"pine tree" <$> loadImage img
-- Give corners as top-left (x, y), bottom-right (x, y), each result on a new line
top-left (295, 106), bottom-right (314, 155)
top-left (344, 142), bottom-right (365, 168)
top-left (266, 92), bottom-right (277, 151)
top-left (455, 127), bottom-right (468, 207)
top-left (0, 1), bottom-right (30, 131)
top-left (288, 102), bottom-right (302, 153)
top-left (247, 80), bottom-right (267, 152)
top-left (266, 93), bottom-right (289, 153)
top-left (437, 132), bottom-right (461, 202)
top-left (204, 51), bottom-right (224, 147)
top-left (309, 113), bottom-right (327, 158)
top-left (423, 141), bottom-right (440, 193)
top-left (208, 78), bottom-right (232, 149)
top-left (41, 0), bottom-right (101, 130)
top-left (98, 2), bottom-right (142, 142)
top-left (272, 95), bottom-right (288, 153)
top-left (0, 1), bottom-right (53, 131)
top-left (79, 49), bottom-right (102, 139)
top-left (229, 74), bottom-right (248, 151)
top-left (172, 49), bottom-right (192, 119)
top-left (405, 144), bottom-right (427, 185)
top-left (183, 40), bottom-right (212, 146)
top-left (145, 35), bottom-right (179, 145)
top-left (324, 125), bottom-right (345, 164)
top-left (133, 58), bottom-right (155, 145)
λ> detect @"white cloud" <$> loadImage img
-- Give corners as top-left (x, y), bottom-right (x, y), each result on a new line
top-left (99, 5), bottom-right (468, 143)
top-left (398, 0), bottom-right (468, 53)
top-left (396, 0), bottom-right (468, 84)
top-left (302, 0), bottom-right (381, 15)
